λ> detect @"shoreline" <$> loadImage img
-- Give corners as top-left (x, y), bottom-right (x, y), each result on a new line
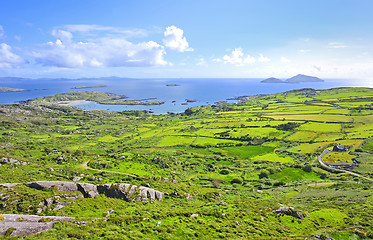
top-left (58, 100), bottom-right (93, 106)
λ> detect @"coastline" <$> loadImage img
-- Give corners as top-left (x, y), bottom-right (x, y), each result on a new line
top-left (58, 100), bottom-right (93, 106)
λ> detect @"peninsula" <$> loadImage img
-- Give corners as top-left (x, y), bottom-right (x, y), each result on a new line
top-left (0, 86), bottom-right (28, 92)
top-left (27, 91), bottom-right (164, 106)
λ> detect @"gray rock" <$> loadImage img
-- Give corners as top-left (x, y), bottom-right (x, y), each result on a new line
top-left (97, 183), bottom-right (131, 201)
top-left (156, 221), bottom-right (161, 227)
top-left (274, 206), bottom-right (304, 219)
top-left (53, 202), bottom-right (71, 211)
top-left (0, 214), bottom-right (75, 237)
top-left (77, 183), bottom-right (98, 198)
top-left (0, 183), bottom-right (22, 188)
top-left (71, 177), bottom-right (82, 182)
top-left (44, 197), bottom-right (55, 207)
top-left (27, 181), bottom-right (78, 192)
top-left (234, 221), bottom-right (240, 226)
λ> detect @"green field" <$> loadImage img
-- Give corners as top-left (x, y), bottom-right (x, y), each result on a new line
top-left (0, 87), bottom-right (372, 239)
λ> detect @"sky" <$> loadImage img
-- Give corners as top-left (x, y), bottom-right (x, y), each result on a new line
top-left (0, 0), bottom-right (373, 80)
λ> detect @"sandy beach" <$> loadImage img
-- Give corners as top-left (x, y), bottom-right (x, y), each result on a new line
top-left (58, 100), bottom-right (93, 106)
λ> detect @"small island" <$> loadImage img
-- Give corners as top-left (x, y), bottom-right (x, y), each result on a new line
top-left (261, 74), bottom-right (324, 83)
top-left (27, 91), bottom-right (164, 106)
top-left (166, 84), bottom-right (180, 86)
top-left (0, 86), bottom-right (28, 92)
top-left (261, 77), bottom-right (283, 83)
top-left (71, 84), bottom-right (107, 89)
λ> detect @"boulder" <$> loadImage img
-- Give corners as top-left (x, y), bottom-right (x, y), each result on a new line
top-left (0, 183), bottom-right (22, 188)
top-left (27, 181), bottom-right (78, 192)
top-left (97, 183), bottom-right (131, 201)
top-left (77, 183), bottom-right (98, 198)
top-left (274, 206), bottom-right (304, 219)
top-left (0, 214), bottom-right (75, 237)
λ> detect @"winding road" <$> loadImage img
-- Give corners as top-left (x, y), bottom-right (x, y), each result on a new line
top-left (81, 161), bottom-right (142, 179)
top-left (318, 149), bottom-right (373, 182)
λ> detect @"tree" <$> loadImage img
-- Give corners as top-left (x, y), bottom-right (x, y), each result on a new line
top-left (259, 170), bottom-right (270, 179)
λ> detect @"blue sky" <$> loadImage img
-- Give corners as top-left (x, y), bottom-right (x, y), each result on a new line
top-left (0, 0), bottom-right (372, 80)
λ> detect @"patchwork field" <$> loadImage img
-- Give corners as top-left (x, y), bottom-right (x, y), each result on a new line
top-left (0, 87), bottom-right (372, 239)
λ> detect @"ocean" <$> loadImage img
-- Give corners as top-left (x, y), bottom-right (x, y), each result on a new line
top-left (0, 78), bottom-right (366, 114)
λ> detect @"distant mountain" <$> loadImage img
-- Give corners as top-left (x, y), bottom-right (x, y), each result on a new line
top-left (261, 77), bottom-right (284, 83)
top-left (285, 74), bottom-right (324, 83)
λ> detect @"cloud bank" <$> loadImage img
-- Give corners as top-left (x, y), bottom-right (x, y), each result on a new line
top-left (29, 25), bottom-right (192, 68)
top-left (0, 43), bottom-right (25, 68)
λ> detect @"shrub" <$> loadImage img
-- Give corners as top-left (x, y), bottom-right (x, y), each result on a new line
top-left (259, 170), bottom-right (270, 179)
top-left (302, 165), bottom-right (312, 172)
top-left (220, 169), bottom-right (230, 175)
top-left (231, 178), bottom-right (242, 184)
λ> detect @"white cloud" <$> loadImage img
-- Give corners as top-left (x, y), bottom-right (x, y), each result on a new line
top-left (281, 56), bottom-right (291, 63)
top-left (62, 25), bottom-right (148, 38)
top-left (163, 26), bottom-right (193, 52)
top-left (29, 25), bottom-right (196, 68)
top-left (30, 26), bottom-right (173, 68)
top-left (196, 57), bottom-right (207, 66)
top-left (32, 37), bottom-right (168, 68)
top-left (298, 49), bottom-right (311, 53)
top-left (258, 54), bottom-right (270, 62)
top-left (0, 25), bottom-right (4, 38)
top-left (0, 43), bottom-right (25, 68)
top-left (222, 48), bottom-right (256, 65)
top-left (329, 42), bottom-right (348, 49)
top-left (51, 29), bottom-right (73, 43)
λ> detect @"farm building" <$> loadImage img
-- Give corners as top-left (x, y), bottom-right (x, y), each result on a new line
top-left (333, 144), bottom-right (346, 152)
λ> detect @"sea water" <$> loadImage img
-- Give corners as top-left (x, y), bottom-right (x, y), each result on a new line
top-left (0, 78), bottom-right (365, 114)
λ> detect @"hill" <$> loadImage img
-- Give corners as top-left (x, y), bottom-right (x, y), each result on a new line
top-left (285, 74), bottom-right (324, 83)
top-left (260, 77), bottom-right (284, 83)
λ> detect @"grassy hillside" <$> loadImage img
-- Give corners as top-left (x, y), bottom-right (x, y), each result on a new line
top-left (0, 87), bottom-right (372, 239)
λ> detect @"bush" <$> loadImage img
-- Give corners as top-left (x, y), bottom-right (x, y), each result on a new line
top-left (259, 170), bottom-right (270, 179)
top-left (231, 178), bottom-right (242, 184)
top-left (220, 169), bottom-right (230, 175)
top-left (302, 165), bottom-right (312, 172)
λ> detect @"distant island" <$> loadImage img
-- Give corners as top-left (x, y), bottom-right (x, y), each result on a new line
top-left (261, 74), bottom-right (324, 83)
top-left (261, 77), bottom-right (283, 83)
top-left (166, 84), bottom-right (180, 86)
top-left (0, 86), bottom-right (28, 92)
top-left (71, 84), bottom-right (107, 89)
top-left (27, 91), bottom-right (164, 106)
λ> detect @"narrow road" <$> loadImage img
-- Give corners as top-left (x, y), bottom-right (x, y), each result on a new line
top-left (81, 161), bottom-right (141, 179)
top-left (317, 149), bottom-right (373, 182)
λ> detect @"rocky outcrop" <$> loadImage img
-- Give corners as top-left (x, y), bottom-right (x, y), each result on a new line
top-left (77, 183), bottom-right (99, 198)
top-left (10, 181), bottom-right (165, 203)
top-left (0, 214), bottom-right (74, 237)
top-left (273, 206), bottom-right (304, 219)
top-left (27, 181), bottom-right (78, 192)
top-left (97, 183), bottom-right (164, 202)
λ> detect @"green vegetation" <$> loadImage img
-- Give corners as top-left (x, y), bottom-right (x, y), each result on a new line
top-left (0, 87), bottom-right (372, 239)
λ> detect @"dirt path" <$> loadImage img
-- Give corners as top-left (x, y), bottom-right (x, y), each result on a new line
top-left (307, 182), bottom-right (335, 187)
top-left (318, 149), bottom-right (373, 182)
top-left (81, 161), bottom-right (141, 179)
